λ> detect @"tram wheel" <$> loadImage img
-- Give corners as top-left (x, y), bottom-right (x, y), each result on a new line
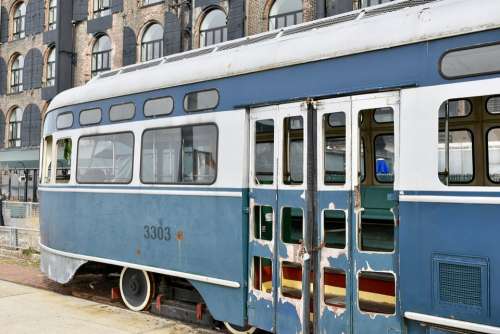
top-left (223, 322), bottom-right (257, 334)
top-left (119, 267), bottom-right (153, 311)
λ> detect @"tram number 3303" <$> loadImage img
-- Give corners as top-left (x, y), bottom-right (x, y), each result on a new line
top-left (144, 225), bottom-right (171, 241)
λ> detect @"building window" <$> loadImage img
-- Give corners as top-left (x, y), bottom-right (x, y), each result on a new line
top-left (48, 0), bottom-right (57, 30)
top-left (93, 0), bottom-right (110, 19)
top-left (141, 23), bottom-right (163, 62)
top-left (91, 35), bottom-right (111, 77)
top-left (46, 47), bottom-right (56, 87)
top-left (142, 0), bottom-right (162, 5)
top-left (200, 9), bottom-right (227, 47)
top-left (13, 2), bottom-right (26, 40)
top-left (8, 107), bottom-right (23, 148)
top-left (360, 0), bottom-right (394, 8)
top-left (268, 0), bottom-right (303, 31)
top-left (10, 54), bottom-right (24, 93)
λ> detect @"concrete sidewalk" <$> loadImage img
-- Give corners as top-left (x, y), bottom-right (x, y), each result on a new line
top-left (0, 280), bottom-right (218, 334)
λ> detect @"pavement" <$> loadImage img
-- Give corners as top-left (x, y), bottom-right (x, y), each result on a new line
top-left (0, 279), bottom-right (219, 334)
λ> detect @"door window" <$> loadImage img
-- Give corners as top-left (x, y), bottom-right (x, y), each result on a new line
top-left (255, 119), bottom-right (274, 185)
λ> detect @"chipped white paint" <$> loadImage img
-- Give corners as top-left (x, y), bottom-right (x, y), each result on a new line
top-left (300, 191), bottom-right (306, 200)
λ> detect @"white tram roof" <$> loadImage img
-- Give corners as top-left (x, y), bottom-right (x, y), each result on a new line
top-left (49, 0), bottom-right (500, 112)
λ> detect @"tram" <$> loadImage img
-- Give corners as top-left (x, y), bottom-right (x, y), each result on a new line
top-left (39, 0), bottom-right (500, 333)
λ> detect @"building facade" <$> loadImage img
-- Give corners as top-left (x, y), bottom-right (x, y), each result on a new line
top-left (0, 0), bottom-right (392, 200)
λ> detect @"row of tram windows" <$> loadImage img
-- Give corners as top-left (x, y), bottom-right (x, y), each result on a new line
top-left (41, 124), bottom-right (218, 185)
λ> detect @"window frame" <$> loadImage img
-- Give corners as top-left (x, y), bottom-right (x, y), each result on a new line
top-left (91, 35), bottom-right (112, 77)
top-left (48, 0), bottom-right (57, 31)
top-left (10, 55), bottom-right (24, 93)
top-left (183, 89), bottom-right (220, 113)
top-left (8, 108), bottom-right (22, 148)
top-left (439, 41), bottom-right (500, 80)
top-left (76, 131), bottom-right (135, 184)
top-left (438, 127), bottom-right (475, 185)
top-left (109, 102), bottom-right (136, 122)
top-left (438, 98), bottom-right (473, 119)
top-left (486, 126), bottom-right (500, 184)
top-left (13, 2), bottom-right (26, 40)
top-left (55, 137), bottom-right (72, 184)
top-left (56, 111), bottom-right (74, 130)
top-left (79, 107), bottom-right (102, 126)
top-left (45, 47), bottom-right (56, 87)
top-left (140, 23), bottom-right (164, 62)
top-left (143, 96), bottom-right (174, 118)
top-left (373, 132), bottom-right (395, 184)
top-left (140, 122), bottom-right (219, 185)
top-left (93, 0), bottom-right (111, 18)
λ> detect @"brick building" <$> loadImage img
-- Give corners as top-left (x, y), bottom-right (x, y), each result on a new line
top-left (0, 0), bottom-right (391, 201)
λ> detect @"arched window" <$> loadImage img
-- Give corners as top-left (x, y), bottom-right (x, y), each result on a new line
top-left (48, 0), bottom-right (57, 31)
top-left (91, 35), bottom-right (111, 77)
top-left (10, 54), bottom-right (24, 93)
top-left (141, 23), bottom-right (163, 62)
top-left (13, 2), bottom-right (26, 40)
top-left (46, 47), bottom-right (56, 87)
top-left (93, 0), bottom-right (110, 18)
top-left (268, 0), bottom-right (303, 31)
top-left (200, 9), bottom-right (227, 47)
top-left (8, 107), bottom-right (22, 148)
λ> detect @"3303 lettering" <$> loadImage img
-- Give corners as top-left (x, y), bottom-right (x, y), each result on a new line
top-left (144, 225), bottom-right (171, 241)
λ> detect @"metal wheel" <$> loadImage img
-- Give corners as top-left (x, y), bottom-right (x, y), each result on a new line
top-left (223, 322), bottom-right (257, 334)
top-left (119, 267), bottom-right (153, 311)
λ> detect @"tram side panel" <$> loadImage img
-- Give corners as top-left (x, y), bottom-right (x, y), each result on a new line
top-left (39, 109), bottom-right (250, 326)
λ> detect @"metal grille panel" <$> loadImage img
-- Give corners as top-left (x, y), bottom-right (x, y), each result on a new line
top-left (439, 262), bottom-right (482, 306)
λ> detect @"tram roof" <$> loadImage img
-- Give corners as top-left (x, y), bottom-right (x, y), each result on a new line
top-left (49, 0), bottom-right (500, 112)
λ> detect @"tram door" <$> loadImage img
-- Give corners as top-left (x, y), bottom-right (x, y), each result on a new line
top-left (248, 102), bottom-right (310, 333)
top-left (316, 92), bottom-right (402, 334)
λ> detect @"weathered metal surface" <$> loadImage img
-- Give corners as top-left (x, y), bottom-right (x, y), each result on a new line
top-left (40, 247), bottom-right (87, 284)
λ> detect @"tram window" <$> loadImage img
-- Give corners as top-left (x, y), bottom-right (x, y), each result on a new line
top-left (283, 116), bottom-right (303, 185)
top-left (488, 128), bottom-right (500, 183)
top-left (358, 271), bottom-right (395, 315)
top-left (56, 139), bottom-right (71, 183)
top-left (438, 130), bottom-right (474, 185)
top-left (253, 256), bottom-right (272, 294)
top-left (255, 119), bottom-right (274, 185)
top-left (281, 261), bottom-right (302, 300)
top-left (440, 43), bottom-right (500, 79)
top-left (360, 211), bottom-right (394, 252)
top-left (141, 124), bottom-right (217, 184)
top-left (77, 132), bottom-right (134, 184)
top-left (109, 103), bottom-right (135, 122)
top-left (42, 136), bottom-right (53, 184)
top-left (374, 135), bottom-right (394, 183)
top-left (438, 99), bottom-right (472, 118)
top-left (324, 210), bottom-right (346, 249)
top-left (373, 107), bottom-right (394, 123)
top-left (184, 89), bottom-right (219, 112)
top-left (486, 96), bottom-right (500, 114)
top-left (56, 112), bottom-right (73, 130)
top-left (324, 268), bottom-right (346, 308)
top-left (281, 207), bottom-right (303, 244)
top-left (144, 96), bottom-right (174, 117)
top-left (79, 108), bottom-right (101, 126)
top-left (254, 205), bottom-right (273, 241)
top-left (324, 112), bottom-right (346, 185)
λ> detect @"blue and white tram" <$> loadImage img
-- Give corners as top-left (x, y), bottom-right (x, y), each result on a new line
top-left (39, 0), bottom-right (500, 333)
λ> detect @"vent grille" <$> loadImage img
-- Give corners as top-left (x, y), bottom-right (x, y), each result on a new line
top-left (439, 262), bottom-right (482, 307)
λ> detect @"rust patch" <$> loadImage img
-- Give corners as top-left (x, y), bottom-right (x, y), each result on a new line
top-left (176, 230), bottom-right (184, 241)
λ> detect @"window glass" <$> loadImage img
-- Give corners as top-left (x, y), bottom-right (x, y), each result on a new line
top-left (184, 90), bottom-right (219, 112)
top-left (253, 256), bottom-right (272, 294)
top-left (93, 0), bottom-right (110, 18)
top-left (441, 43), bottom-right (500, 79)
top-left (281, 207), bottom-right (303, 244)
top-left (109, 103), bottom-right (135, 122)
top-left (324, 112), bottom-right (346, 185)
top-left (80, 108), bottom-right (101, 125)
top-left (143, 0), bottom-right (162, 5)
top-left (324, 210), bottom-right (346, 249)
top-left (486, 96), bottom-right (500, 114)
top-left (360, 0), bottom-right (393, 8)
top-left (283, 116), bottom-right (303, 184)
top-left (254, 205), bottom-right (273, 241)
top-left (13, 3), bottom-right (26, 40)
top-left (56, 139), bottom-right (71, 183)
top-left (438, 130), bottom-right (474, 184)
top-left (269, 0), bottom-right (303, 30)
top-left (374, 135), bottom-right (394, 183)
top-left (91, 35), bottom-right (111, 77)
top-left (255, 119), bottom-right (274, 185)
top-left (42, 136), bottom-right (53, 183)
top-left (488, 128), bottom-right (500, 183)
top-left (48, 0), bottom-right (57, 30)
top-left (9, 107), bottom-right (22, 148)
top-left (358, 272), bottom-right (395, 315)
top-left (10, 55), bottom-right (24, 93)
top-left (373, 107), bottom-right (394, 123)
top-left (439, 99), bottom-right (472, 118)
top-left (324, 268), bottom-right (346, 308)
top-left (141, 24), bottom-right (164, 62)
top-left (77, 132), bottom-right (134, 184)
top-left (144, 97), bottom-right (173, 117)
top-left (141, 124), bottom-right (217, 184)
top-left (281, 261), bottom-right (302, 299)
top-left (200, 9), bottom-right (227, 47)
top-left (46, 47), bottom-right (56, 87)
top-left (56, 113), bottom-right (73, 129)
